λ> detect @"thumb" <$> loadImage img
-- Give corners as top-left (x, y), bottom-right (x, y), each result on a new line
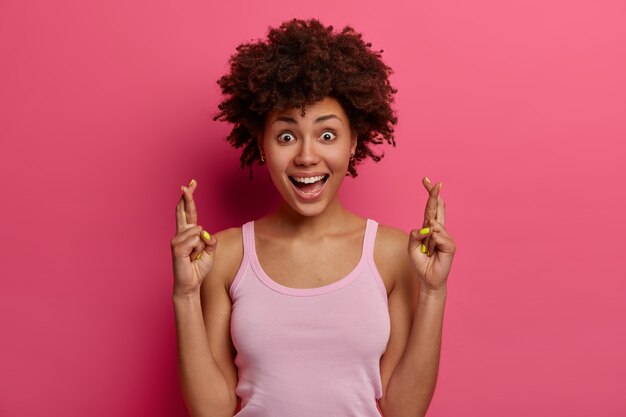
top-left (408, 227), bottom-right (431, 254)
top-left (198, 230), bottom-right (218, 263)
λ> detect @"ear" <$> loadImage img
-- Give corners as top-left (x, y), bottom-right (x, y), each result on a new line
top-left (350, 133), bottom-right (358, 155)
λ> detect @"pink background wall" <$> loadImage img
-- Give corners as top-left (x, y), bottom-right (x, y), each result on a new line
top-left (1, 0), bottom-right (624, 415)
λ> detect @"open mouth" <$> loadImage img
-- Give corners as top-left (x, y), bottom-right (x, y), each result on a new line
top-left (288, 174), bottom-right (329, 195)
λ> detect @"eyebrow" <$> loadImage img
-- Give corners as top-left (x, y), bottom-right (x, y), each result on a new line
top-left (271, 114), bottom-right (343, 125)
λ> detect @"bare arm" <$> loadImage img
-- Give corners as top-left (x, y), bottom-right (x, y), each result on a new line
top-left (379, 286), bottom-right (447, 417)
top-left (376, 227), bottom-right (447, 417)
top-left (173, 227), bottom-right (241, 417)
top-left (173, 290), bottom-right (237, 417)
top-left (380, 177), bottom-right (454, 417)
top-left (171, 181), bottom-right (239, 417)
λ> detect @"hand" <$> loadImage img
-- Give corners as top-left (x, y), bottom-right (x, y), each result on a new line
top-left (407, 177), bottom-right (457, 292)
top-left (170, 179), bottom-right (218, 296)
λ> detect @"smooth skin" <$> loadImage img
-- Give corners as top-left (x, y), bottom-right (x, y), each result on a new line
top-left (171, 96), bottom-right (456, 417)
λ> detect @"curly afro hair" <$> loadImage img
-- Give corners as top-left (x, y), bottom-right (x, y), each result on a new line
top-left (213, 18), bottom-right (398, 178)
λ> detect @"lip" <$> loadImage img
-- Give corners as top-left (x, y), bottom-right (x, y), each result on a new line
top-left (288, 174), bottom-right (329, 202)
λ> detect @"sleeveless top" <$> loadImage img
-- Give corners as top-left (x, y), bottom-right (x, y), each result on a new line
top-left (229, 218), bottom-right (391, 417)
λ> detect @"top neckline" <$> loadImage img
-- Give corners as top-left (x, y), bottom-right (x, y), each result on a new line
top-left (248, 218), bottom-right (372, 297)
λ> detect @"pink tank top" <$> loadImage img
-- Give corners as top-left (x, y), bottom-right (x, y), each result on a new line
top-left (229, 218), bottom-right (391, 417)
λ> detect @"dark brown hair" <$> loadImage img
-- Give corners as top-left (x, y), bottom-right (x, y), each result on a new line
top-left (213, 18), bottom-right (398, 177)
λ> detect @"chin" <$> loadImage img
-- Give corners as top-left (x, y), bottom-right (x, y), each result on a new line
top-left (290, 201), bottom-right (329, 217)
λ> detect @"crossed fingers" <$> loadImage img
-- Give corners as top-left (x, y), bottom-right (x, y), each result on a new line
top-left (420, 177), bottom-right (446, 256)
top-left (176, 179), bottom-right (199, 234)
top-left (422, 177), bottom-right (445, 227)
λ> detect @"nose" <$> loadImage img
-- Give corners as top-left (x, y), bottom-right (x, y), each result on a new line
top-left (293, 138), bottom-right (321, 166)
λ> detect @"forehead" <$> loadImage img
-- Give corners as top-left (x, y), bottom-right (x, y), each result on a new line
top-left (266, 96), bottom-right (348, 124)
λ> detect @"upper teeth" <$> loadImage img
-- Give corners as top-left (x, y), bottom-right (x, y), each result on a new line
top-left (292, 175), bottom-right (325, 184)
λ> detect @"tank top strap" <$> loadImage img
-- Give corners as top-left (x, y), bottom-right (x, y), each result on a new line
top-left (241, 220), bottom-right (255, 257)
top-left (228, 221), bottom-right (254, 300)
top-left (363, 218), bottom-right (388, 303)
top-left (363, 218), bottom-right (379, 261)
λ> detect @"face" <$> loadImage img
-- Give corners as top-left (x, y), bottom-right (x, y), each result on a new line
top-left (259, 96), bottom-right (357, 217)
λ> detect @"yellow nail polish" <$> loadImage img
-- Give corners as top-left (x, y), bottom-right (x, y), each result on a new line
top-left (189, 179), bottom-right (196, 187)
top-left (419, 227), bottom-right (430, 235)
top-left (196, 252), bottom-right (202, 260)
top-left (421, 244), bottom-right (426, 253)
top-left (203, 231), bottom-right (211, 240)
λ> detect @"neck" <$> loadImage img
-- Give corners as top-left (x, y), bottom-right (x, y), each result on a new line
top-left (270, 194), bottom-right (355, 238)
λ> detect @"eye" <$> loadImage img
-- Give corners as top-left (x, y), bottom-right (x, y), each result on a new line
top-left (320, 130), bottom-right (337, 142)
top-left (278, 132), bottom-right (295, 143)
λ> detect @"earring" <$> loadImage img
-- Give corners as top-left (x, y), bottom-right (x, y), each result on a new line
top-left (260, 155), bottom-right (265, 163)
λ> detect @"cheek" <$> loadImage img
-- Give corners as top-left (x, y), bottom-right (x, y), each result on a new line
top-left (265, 157), bottom-right (289, 186)
top-left (266, 153), bottom-right (289, 172)
top-left (329, 150), bottom-right (351, 168)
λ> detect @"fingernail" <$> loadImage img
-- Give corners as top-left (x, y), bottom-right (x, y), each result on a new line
top-left (439, 183), bottom-right (442, 191)
top-left (203, 231), bottom-right (211, 240)
top-left (421, 244), bottom-right (427, 253)
top-left (196, 252), bottom-right (202, 260)
top-left (425, 176), bottom-right (431, 184)
top-left (419, 227), bottom-right (430, 235)
top-left (189, 179), bottom-right (196, 187)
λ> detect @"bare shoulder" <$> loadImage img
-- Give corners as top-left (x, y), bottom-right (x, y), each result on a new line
top-left (376, 223), bottom-right (410, 246)
top-left (373, 222), bottom-right (413, 295)
top-left (210, 226), bottom-right (244, 295)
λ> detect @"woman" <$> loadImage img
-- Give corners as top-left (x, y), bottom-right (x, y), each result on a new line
top-left (171, 18), bottom-right (456, 417)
